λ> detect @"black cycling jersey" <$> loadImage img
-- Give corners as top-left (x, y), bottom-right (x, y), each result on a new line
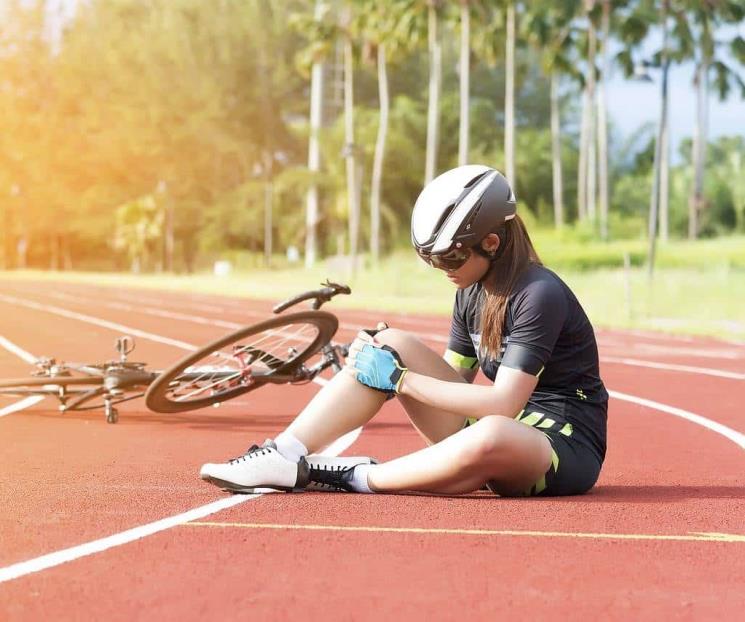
top-left (447, 263), bottom-right (608, 461)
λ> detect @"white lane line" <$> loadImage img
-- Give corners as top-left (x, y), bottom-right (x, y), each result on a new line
top-left (0, 423), bottom-right (360, 584)
top-left (0, 294), bottom-right (199, 352)
top-left (609, 390), bottom-right (745, 450)
top-left (0, 296), bottom-right (358, 583)
top-left (601, 356), bottom-right (745, 380)
top-left (0, 494), bottom-right (252, 583)
top-left (0, 334), bottom-right (38, 364)
top-left (0, 396), bottom-right (44, 417)
top-left (628, 343), bottom-right (744, 360)
top-left (0, 335), bottom-right (43, 416)
top-left (45, 288), bottom-right (745, 370)
top-left (13, 290), bottom-right (745, 383)
top-left (46, 291), bottom-right (245, 330)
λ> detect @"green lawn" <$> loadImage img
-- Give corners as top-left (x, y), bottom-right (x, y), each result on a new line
top-left (2, 239), bottom-right (744, 341)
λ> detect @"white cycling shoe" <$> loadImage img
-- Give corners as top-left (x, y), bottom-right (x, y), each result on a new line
top-left (200, 439), bottom-right (377, 494)
top-left (200, 440), bottom-right (309, 493)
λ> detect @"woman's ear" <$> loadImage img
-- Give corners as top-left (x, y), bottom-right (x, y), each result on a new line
top-left (481, 233), bottom-right (500, 256)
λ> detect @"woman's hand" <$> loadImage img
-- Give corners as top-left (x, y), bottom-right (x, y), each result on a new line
top-left (345, 329), bottom-right (408, 395)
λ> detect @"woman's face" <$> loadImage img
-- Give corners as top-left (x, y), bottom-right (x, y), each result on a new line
top-left (435, 233), bottom-right (500, 289)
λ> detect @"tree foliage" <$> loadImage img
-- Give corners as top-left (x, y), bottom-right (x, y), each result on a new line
top-left (0, 0), bottom-right (742, 271)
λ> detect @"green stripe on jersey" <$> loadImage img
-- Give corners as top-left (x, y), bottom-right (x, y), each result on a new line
top-left (444, 349), bottom-right (479, 370)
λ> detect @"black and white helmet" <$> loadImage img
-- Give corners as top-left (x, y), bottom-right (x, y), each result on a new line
top-left (411, 165), bottom-right (516, 256)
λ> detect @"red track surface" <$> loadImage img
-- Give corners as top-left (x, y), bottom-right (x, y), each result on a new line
top-left (1, 279), bottom-right (743, 620)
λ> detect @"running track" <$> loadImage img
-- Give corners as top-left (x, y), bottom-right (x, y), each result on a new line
top-left (0, 279), bottom-right (743, 620)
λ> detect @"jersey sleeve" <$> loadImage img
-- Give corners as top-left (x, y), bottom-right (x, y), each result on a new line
top-left (445, 291), bottom-right (479, 370)
top-left (500, 276), bottom-right (568, 376)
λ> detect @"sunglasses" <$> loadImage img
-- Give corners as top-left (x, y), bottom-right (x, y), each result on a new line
top-left (417, 246), bottom-right (472, 271)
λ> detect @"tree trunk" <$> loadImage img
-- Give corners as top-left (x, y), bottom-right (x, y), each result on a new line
top-left (504, 2), bottom-right (516, 187)
top-left (597, 0), bottom-right (610, 240)
top-left (458, 1), bottom-right (470, 166)
top-left (50, 232), bottom-right (59, 270)
top-left (424, 1), bottom-right (441, 185)
top-left (659, 110), bottom-right (670, 242)
top-left (689, 59), bottom-right (707, 239)
top-left (263, 152), bottom-right (273, 267)
top-left (577, 86), bottom-right (589, 221)
top-left (343, 26), bottom-right (360, 263)
top-left (164, 199), bottom-right (174, 271)
top-left (550, 74), bottom-right (564, 229)
top-left (585, 0), bottom-right (597, 223)
top-left (0, 205), bottom-right (6, 270)
top-left (370, 43), bottom-right (389, 263)
top-left (648, 0), bottom-right (669, 278)
top-left (305, 0), bottom-right (325, 267)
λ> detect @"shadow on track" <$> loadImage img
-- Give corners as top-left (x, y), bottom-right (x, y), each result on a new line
top-left (6, 407), bottom-right (297, 432)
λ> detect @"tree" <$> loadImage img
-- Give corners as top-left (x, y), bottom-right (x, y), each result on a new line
top-left (292, 0), bottom-right (336, 266)
top-left (685, 0), bottom-right (745, 239)
top-left (425, 0), bottom-right (444, 184)
top-left (523, 1), bottom-right (581, 229)
top-left (503, 1), bottom-right (516, 186)
top-left (596, 0), bottom-right (611, 240)
top-left (458, 1), bottom-right (472, 166)
top-left (358, 1), bottom-right (412, 263)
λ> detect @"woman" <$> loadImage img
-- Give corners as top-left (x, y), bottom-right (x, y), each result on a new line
top-left (201, 165), bottom-right (608, 497)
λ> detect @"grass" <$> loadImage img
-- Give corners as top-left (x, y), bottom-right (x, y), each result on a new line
top-left (2, 240), bottom-right (744, 342)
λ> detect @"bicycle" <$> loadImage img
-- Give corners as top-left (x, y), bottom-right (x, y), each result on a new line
top-left (0, 281), bottom-right (353, 423)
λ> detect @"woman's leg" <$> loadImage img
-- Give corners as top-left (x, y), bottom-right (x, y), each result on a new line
top-left (368, 329), bottom-right (552, 493)
top-left (285, 327), bottom-right (468, 453)
top-left (367, 415), bottom-right (553, 495)
top-left (374, 328), bottom-right (470, 443)
top-left (284, 370), bottom-right (387, 453)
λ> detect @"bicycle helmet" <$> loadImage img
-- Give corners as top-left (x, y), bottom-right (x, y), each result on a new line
top-left (411, 165), bottom-right (516, 265)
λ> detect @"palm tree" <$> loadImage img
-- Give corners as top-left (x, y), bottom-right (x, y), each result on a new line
top-left (341, 3), bottom-right (361, 265)
top-left (596, 0), bottom-right (611, 240)
top-left (304, 0), bottom-right (328, 267)
top-left (359, 1), bottom-right (406, 262)
top-left (523, 1), bottom-right (581, 229)
top-left (686, 0), bottom-right (745, 239)
top-left (425, 0), bottom-right (443, 184)
top-left (615, 0), bottom-right (674, 272)
top-left (504, 1), bottom-right (516, 186)
top-left (584, 0), bottom-right (598, 224)
top-left (647, 0), bottom-right (671, 276)
top-left (458, 0), bottom-right (471, 166)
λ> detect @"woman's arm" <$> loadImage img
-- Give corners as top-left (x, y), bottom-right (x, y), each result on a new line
top-left (399, 364), bottom-right (538, 419)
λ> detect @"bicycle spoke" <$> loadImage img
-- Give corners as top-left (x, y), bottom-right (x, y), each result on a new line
top-left (165, 321), bottom-right (321, 403)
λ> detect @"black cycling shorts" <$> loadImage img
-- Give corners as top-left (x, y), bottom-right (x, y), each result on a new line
top-left (468, 408), bottom-right (604, 497)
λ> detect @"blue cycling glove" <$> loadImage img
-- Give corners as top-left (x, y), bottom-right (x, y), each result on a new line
top-left (353, 344), bottom-right (408, 395)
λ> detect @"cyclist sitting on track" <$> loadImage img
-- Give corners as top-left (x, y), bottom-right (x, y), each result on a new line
top-left (201, 165), bottom-right (609, 497)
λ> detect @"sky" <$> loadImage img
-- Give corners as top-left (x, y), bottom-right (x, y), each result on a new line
top-left (605, 23), bottom-right (745, 161)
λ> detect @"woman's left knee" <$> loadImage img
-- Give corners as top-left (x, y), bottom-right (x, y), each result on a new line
top-left (458, 416), bottom-right (512, 467)
top-left (374, 328), bottom-right (418, 352)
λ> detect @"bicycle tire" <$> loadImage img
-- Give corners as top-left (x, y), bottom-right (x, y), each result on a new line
top-left (145, 310), bottom-right (338, 413)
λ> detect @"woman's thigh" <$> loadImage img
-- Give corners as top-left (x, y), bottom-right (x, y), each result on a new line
top-left (375, 328), bottom-right (468, 444)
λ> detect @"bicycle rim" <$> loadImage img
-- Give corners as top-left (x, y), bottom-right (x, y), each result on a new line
top-left (145, 311), bottom-right (338, 413)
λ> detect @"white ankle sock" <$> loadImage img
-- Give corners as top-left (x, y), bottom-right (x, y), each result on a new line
top-left (274, 432), bottom-right (308, 463)
top-left (350, 464), bottom-right (374, 494)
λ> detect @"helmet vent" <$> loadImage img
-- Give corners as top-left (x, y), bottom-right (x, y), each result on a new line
top-left (463, 172), bottom-right (488, 189)
top-left (432, 203), bottom-right (456, 236)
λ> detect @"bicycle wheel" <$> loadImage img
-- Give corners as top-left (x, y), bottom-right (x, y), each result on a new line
top-left (145, 310), bottom-right (338, 413)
